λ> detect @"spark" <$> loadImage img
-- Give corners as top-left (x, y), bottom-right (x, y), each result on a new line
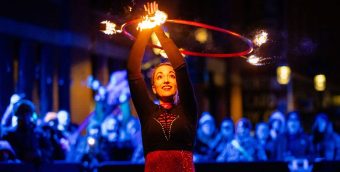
top-left (253, 30), bottom-right (268, 47)
top-left (100, 20), bottom-right (122, 35)
top-left (246, 55), bottom-right (271, 66)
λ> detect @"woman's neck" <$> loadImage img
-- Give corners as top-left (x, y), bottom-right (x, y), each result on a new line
top-left (160, 101), bottom-right (173, 109)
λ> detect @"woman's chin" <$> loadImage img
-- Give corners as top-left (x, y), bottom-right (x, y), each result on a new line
top-left (159, 95), bottom-right (175, 102)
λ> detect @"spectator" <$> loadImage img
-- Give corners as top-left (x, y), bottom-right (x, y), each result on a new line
top-left (282, 111), bottom-right (312, 161)
top-left (194, 112), bottom-right (218, 162)
top-left (2, 99), bottom-right (53, 164)
top-left (310, 112), bottom-right (340, 161)
top-left (217, 118), bottom-right (267, 162)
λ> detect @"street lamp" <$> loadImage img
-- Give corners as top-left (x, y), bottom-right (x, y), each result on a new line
top-left (277, 66), bottom-right (291, 85)
top-left (314, 74), bottom-right (326, 91)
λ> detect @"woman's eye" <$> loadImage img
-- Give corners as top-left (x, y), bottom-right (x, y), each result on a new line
top-left (157, 75), bottom-right (162, 80)
top-left (170, 74), bottom-right (176, 79)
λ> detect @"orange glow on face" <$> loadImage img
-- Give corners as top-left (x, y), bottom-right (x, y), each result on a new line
top-left (152, 65), bottom-right (177, 98)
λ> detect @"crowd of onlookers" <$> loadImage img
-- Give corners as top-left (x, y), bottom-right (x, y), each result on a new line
top-left (0, 70), bottom-right (339, 171)
top-left (1, 94), bottom-right (339, 168)
top-left (193, 111), bottom-right (340, 163)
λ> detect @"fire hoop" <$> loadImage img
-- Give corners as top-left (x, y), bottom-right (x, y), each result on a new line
top-left (121, 19), bottom-right (254, 58)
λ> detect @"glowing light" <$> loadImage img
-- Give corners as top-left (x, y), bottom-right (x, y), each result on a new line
top-left (253, 30), bottom-right (268, 47)
top-left (314, 74), bottom-right (326, 91)
top-left (122, 19), bottom-right (254, 58)
top-left (137, 10), bottom-right (168, 30)
top-left (87, 137), bottom-right (96, 146)
top-left (277, 66), bottom-right (291, 85)
top-left (247, 55), bottom-right (260, 65)
top-left (100, 20), bottom-right (122, 35)
top-left (195, 28), bottom-right (208, 43)
top-left (246, 55), bottom-right (270, 66)
top-left (332, 95), bottom-right (340, 105)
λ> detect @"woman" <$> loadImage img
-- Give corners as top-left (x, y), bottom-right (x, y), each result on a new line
top-left (127, 2), bottom-right (198, 171)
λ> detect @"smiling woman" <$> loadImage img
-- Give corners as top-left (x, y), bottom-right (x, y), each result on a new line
top-left (126, 2), bottom-right (198, 172)
top-left (151, 62), bottom-right (178, 104)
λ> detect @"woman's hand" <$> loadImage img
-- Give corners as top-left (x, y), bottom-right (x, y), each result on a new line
top-left (144, 1), bottom-right (159, 16)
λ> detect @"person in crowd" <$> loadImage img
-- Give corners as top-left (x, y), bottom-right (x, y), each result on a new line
top-left (310, 112), bottom-right (340, 161)
top-left (269, 110), bottom-right (286, 141)
top-left (1, 93), bottom-right (23, 137)
top-left (0, 140), bottom-right (18, 162)
top-left (254, 122), bottom-right (279, 160)
top-left (2, 99), bottom-right (53, 164)
top-left (194, 112), bottom-right (218, 162)
top-left (100, 115), bottom-right (134, 161)
top-left (282, 111), bottom-right (312, 161)
top-left (127, 2), bottom-right (198, 171)
top-left (212, 117), bottom-right (235, 159)
top-left (57, 110), bottom-right (78, 136)
top-left (267, 110), bottom-right (286, 160)
top-left (125, 116), bottom-right (144, 163)
top-left (217, 118), bottom-right (267, 162)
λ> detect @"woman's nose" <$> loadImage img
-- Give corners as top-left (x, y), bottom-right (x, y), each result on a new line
top-left (164, 76), bottom-right (169, 83)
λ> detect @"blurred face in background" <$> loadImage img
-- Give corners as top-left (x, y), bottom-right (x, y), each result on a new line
top-left (201, 120), bottom-right (216, 137)
top-left (256, 123), bottom-right (269, 141)
top-left (221, 120), bottom-right (234, 138)
top-left (236, 120), bottom-right (251, 139)
top-left (271, 119), bottom-right (282, 132)
top-left (315, 116), bottom-right (327, 133)
top-left (57, 110), bottom-right (69, 126)
top-left (287, 113), bottom-right (301, 135)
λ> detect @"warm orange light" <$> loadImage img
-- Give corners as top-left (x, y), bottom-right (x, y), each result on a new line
top-left (195, 28), bottom-right (208, 43)
top-left (137, 10), bottom-right (167, 30)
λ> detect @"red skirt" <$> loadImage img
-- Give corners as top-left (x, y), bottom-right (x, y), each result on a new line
top-left (145, 150), bottom-right (195, 172)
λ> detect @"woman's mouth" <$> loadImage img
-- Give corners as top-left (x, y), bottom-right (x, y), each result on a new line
top-left (162, 85), bottom-right (172, 90)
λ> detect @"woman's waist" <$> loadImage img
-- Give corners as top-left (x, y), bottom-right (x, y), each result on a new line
top-left (146, 150), bottom-right (193, 162)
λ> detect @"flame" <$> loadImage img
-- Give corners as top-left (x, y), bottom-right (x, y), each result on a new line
top-left (246, 55), bottom-right (271, 66)
top-left (137, 10), bottom-right (168, 30)
top-left (253, 30), bottom-right (268, 47)
top-left (247, 55), bottom-right (260, 65)
top-left (100, 20), bottom-right (122, 35)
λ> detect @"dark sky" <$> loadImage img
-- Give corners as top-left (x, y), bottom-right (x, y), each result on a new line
top-left (1, 0), bottom-right (339, 89)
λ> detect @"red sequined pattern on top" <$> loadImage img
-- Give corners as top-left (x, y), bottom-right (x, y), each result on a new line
top-left (145, 150), bottom-right (195, 172)
top-left (153, 112), bottom-right (179, 141)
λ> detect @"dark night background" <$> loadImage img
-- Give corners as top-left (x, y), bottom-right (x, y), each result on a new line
top-left (1, 0), bottom-right (340, 171)
top-left (1, 0), bottom-right (340, 135)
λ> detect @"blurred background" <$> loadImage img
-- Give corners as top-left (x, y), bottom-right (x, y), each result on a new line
top-left (0, 0), bottom-right (339, 172)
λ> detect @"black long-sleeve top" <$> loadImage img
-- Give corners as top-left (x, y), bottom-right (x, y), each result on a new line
top-left (127, 28), bottom-right (198, 156)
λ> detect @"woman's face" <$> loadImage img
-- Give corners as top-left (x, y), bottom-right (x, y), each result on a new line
top-left (152, 65), bottom-right (177, 99)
